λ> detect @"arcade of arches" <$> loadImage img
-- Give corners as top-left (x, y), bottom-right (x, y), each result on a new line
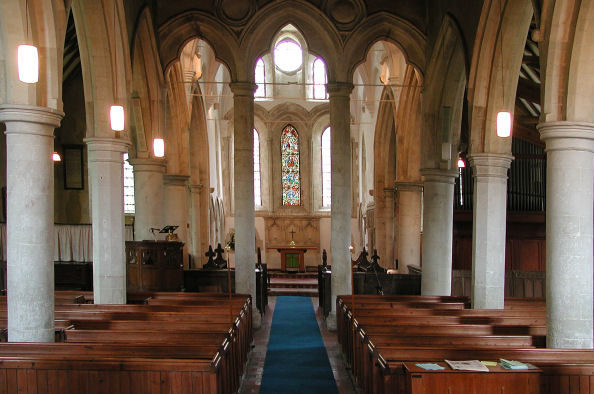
top-left (0, 0), bottom-right (593, 351)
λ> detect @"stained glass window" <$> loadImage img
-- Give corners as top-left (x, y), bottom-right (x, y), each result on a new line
top-left (321, 127), bottom-right (331, 207)
top-left (254, 129), bottom-right (262, 206)
top-left (123, 153), bottom-right (135, 214)
top-left (281, 125), bottom-right (300, 206)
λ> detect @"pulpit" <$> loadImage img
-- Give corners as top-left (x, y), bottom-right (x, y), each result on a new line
top-left (277, 248), bottom-right (306, 272)
top-left (126, 241), bottom-right (184, 291)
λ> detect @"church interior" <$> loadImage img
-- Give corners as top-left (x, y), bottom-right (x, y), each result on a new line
top-left (0, 0), bottom-right (593, 392)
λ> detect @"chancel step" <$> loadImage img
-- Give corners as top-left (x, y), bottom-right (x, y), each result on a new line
top-left (267, 270), bottom-right (319, 297)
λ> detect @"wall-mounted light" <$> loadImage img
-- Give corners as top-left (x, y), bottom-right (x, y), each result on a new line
top-left (496, 111), bottom-right (512, 137)
top-left (457, 157), bottom-right (465, 168)
top-left (52, 152), bottom-right (61, 162)
top-left (110, 105), bottom-right (124, 131)
top-left (153, 138), bottom-right (165, 158)
top-left (18, 44), bottom-right (38, 83)
top-left (18, 0), bottom-right (38, 83)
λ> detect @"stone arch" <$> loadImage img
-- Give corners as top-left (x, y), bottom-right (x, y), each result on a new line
top-left (422, 14), bottom-right (468, 169)
top-left (343, 12), bottom-right (426, 82)
top-left (0, 0), bottom-right (67, 109)
top-left (467, 0), bottom-right (533, 155)
top-left (541, 0), bottom-right (594, 123)
top-left (157, 11), bottom-right (239, 81)
top-left (396, 66), bottom-right (423, 183)
top-left (373, 86), bottom-right (397, 267)
top-left (72, 0), bottom-right (133, 139)
top-left (130, 7), bottom-right (164, 158)
top-left (186, 85), bottom-right (211, 255)
top-left (241, 1), bottom-right (341, 81)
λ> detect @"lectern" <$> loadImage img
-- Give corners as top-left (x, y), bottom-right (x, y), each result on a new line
top-left (277, 248), bottom-right (307, 272)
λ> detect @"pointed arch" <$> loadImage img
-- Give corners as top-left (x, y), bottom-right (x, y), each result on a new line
top-left (72, 0), bottom-right (133, 138)
top-left (422, 14), bottom-right (468, 169)
top-left (467, 0), bottom-right (533, 155)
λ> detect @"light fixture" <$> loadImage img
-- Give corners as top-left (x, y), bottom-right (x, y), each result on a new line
top-left (18, 45), bottom-right (38, 83)
top-left (109, 2), bottom-right (124, 131)
top-left (110, 105), bottom-right (124, 131)
top-left (52, 152), bottom-right (61, 162)
top-left (457, 157), bottom-right (465, 168)
top-left (153, 138), bottom-right (165, 158)
top-left (18, 0), bottom-right (38, 83)
top-left (496, 111), bottom-right (511, 137)
top-left (496, 0), bottom-right (511, 138)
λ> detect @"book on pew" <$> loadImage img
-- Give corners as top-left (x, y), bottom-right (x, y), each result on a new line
top-left (445, 359), bottom-right (489, 372)
top-left (499, 358), bottom-right (529, 370)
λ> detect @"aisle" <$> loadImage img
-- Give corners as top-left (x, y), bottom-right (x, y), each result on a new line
top-left (259, 296), bottom-right (339, 394)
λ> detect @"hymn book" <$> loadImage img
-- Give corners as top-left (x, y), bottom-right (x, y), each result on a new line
top-left (445, 359), bottom-right (490, 372)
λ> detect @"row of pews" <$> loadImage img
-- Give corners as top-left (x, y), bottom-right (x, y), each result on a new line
top-left (0, 290), bottom-right (252, 393)
top-left (337, 295), bottom-right (594, 394)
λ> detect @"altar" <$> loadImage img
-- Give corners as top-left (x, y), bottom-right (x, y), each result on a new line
top-left (277, 248), bottom-right (307, 272)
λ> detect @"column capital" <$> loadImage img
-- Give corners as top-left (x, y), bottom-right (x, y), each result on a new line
top-left (188, 184), bottom-right (203, 194)
top-left (327, 82), bottom-right (354, 97)
top-left (395, 182), bottom-right (423, 192)
top-left (420, 169), bottom-right (457, 184)
top-left (229, 81), bottom-right (257, 96)
top-left (128, 157), bottom-right (166, 174)
top-left (84, 137), bottom-right (131, 153)
top-left (164, 174), bottom-right (190, 186)
top-left (468, 153), bottom-right (514, 179)
top-left (0, 104), bottom-right (63, 134)
top-left (538, 121), bottom-right (594, 153)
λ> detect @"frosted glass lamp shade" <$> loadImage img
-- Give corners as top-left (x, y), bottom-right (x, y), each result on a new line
top-left (497, 111), bottom-right (512, 137)
top-left (17, 44), bottom-right (39, 83)
top-left (457, 158), bottom-right (465, 168)
top-left (52, 152), bottom-right (61, 162)
top-left (153, 138), bottom-right (165, 158)
top-left (110, 105), bottom-right (125, 131)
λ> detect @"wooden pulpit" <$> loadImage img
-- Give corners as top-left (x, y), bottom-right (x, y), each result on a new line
top-left (277, 248), bottom-right (306, 272)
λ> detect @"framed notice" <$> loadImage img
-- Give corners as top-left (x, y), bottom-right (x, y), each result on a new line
top-left (63, 145), bottom-right (84, 190)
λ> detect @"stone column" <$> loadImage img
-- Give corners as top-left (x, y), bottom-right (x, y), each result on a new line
top-left (421, 169), bottom-right (457, 295)
top-left (230, 82), bottom-right (261, 328)
top-left (129, 158), bottom-right (165, 241)
top-left (383, 188), bottom-right (395, 269)
top-left (85, 137), bottom-right (130, 304)
top-left (538, 121), bottom-right (594, 349)
top-left (188, 184), bottom-right (203, 267)
top-left (0, 105), bottom-right (63, 342)
top-left (468, 153), bottom-right (513, 309)
top-left (327, 82), bottom-right (354, 330)
top-left (164, 175), bottom-right (189, 268)
top-left (395, 182), bottom-right (423, 273)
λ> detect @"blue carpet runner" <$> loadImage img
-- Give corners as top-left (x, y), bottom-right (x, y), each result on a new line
top-left (260, 296), bottom-right (339, 394)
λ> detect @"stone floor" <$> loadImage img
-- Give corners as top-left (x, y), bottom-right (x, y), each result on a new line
top-left (239, 296), bottom-right (357, 394)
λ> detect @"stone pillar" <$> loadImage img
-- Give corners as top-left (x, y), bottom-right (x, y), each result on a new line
top-left (85, 138), bottom-right (130, 304)
top-left (469, 153), bottom-right (513, 309)
top-left (395, 182), bottom-right (423, 273)
top-left (421, 169), bottom-right (457, 295)
top-left (129, 158), bottom-right (165, 241)
top-left (327, 82), bottom-right (354, 330)
top-left (0, 105), bottom-right (62, 342)
top-left (230, 82), bottom-right (261, 328)
top-left (164, 175), bottom-right (189, 268)
top-left (538, 121), bottom-right (594, 349)
top-left (383, 188), bottom-right (395, 269)
top-left (188, 184), bottom-right (203, 267)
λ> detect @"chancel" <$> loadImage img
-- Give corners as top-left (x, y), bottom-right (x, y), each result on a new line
top-left (0, 0), bottom-right (593, 393)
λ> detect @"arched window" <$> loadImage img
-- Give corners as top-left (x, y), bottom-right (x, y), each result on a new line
top-left (255, 58), bottom-right (266, 99)
top-left (313, 57), bottom-right (327, 99)
top-left (254, 129), bottom-right (262, 206)
top-left (123, 153), bottom-right (135, 214)
top-left (281, 125), bottom-right (300, 206)
top-left (321, 127), bottom-right (331, 207)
